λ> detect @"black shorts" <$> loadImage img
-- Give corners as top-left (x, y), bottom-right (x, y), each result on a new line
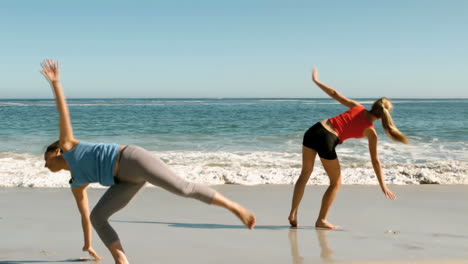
top-left (302, 122), bottom-right (339, 160)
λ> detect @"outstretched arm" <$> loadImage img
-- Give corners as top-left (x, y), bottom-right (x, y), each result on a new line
top-left (71, 185), bottom-right (101, 260)
top-left (40, 59), bottom-right (78, 152)
top-left (311, 68), bottom-right (360, 108)
top-left (365, 128), bottom-right (396, 200)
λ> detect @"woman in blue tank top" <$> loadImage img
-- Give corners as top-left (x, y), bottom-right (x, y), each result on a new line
top-left (41, 59), bottom-right (256, 264)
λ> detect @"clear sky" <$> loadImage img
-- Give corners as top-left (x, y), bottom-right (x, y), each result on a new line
top-left (1, 0), bottom-right (467, 98)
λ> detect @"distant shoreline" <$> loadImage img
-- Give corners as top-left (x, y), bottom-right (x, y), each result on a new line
top-left (1, 97), bottom-right (467, 100)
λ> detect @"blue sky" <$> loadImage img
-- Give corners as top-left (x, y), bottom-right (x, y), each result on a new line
top-left (1, 0), bottom-right (467, 98)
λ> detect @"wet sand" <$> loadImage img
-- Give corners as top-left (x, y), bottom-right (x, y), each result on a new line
top-left (0, 185), bottom-right (467, 263)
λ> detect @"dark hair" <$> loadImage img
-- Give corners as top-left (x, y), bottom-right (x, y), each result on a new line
top-left (46, 140), bottom-right (60, 153)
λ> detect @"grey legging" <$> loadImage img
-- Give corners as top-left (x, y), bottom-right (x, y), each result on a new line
top-left (90, 145), bottom-right (216, 246)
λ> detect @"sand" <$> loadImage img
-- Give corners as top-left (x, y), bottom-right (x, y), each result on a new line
top-left (1, 185), bottom-right (468, 263)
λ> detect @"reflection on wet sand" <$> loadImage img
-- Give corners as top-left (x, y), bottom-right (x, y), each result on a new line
top-left (288, 228), bottom-right (304, 264)
top-left (316, 229), bottom-right (334, 262)
top-left (289, 228), bottom-right (335, 264)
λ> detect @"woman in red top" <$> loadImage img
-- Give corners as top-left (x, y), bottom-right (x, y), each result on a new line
top-left (288, 68), bottom-right (408, 229)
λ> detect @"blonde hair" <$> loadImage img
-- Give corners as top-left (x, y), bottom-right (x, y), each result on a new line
top-left (370, 97), bottom-right (408, 144)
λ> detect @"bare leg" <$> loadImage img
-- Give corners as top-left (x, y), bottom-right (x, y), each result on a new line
top-left (211, 192), bottom-right (256, 229)
top-left (315, 157), bottom-right (342, 229)
top-left (288, 146), bottom-right (317, 227)
top-left (107, 240), bottom-right (129, 264)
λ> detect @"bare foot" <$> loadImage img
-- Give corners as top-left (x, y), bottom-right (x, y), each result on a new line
top-left (315, 219), bottom-right (340, 230)
top-left (288, 213), bottom-right (298, 227)
top-left (231, 203), bottom-right (256, 229)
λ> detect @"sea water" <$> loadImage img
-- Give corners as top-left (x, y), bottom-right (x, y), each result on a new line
top-left (0, 98), bottom-right (466, 187)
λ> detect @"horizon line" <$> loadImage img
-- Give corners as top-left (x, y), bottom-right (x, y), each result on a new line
top-left (1, 97), bottom-right (467, 100)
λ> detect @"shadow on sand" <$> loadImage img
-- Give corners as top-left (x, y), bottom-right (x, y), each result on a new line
top-left (112, 219), bottom-right (315, 230)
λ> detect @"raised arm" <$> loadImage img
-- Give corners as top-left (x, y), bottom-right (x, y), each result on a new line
top-left (311, 68), bottom-right (360, 108)
top-left (71, 185), bottom-right (101, 260)
top-left (40, 59), bottom-right (78, 152)
top-left (364, 128), bottom-right (396, 200)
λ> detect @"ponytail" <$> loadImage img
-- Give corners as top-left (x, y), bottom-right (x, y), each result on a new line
top-left (371, 98), bottom-right (408, 144)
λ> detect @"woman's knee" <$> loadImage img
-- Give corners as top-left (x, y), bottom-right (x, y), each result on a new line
top-left (168, 181), bottom-right (195, 197)
top-left (90, 208), bottom-right (107, 228)
top-left (329, 177), bottom-right (342, 188)
top-left (176, 182), bottom-right (215, 204)
top-left (301, 165), bottom-right (314, 175)
top-left (296, 169), bottom-right (312, 184)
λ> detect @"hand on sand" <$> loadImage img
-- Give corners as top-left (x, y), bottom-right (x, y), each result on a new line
top-left (315, 219), bottom-right (340, 230)
top-left (83, 246), bottom-right (101, 260)
top-left (382, 187), bottom-right (396, 200)
top-left (40, 59), bottom-right (60, 83)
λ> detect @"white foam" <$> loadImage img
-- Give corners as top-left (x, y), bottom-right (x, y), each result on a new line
top-left (199, 102), bottom-right (255, 105)
top-left (257, 99), bottom-right (310, 102)
top-left (68, 103), bottom-right (165, 106)
top-left (302, 102), bottom-right (340, 105)
top-left (0, 151), bottom-right (466, 188)
top-left (162, 100), bottom-right (205, 103)
top-left (0, 102), bottom-right (28, 106)
top-left (391, 99), bottom-right (466, 104)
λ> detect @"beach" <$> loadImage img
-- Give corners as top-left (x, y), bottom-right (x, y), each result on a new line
top-left (1, 185), bottom-right (467, 263)
top-left (1, 0), bottom-right (468, 261)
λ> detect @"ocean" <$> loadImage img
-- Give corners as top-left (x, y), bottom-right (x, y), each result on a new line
top-left (0, 98), bottom-right (466, 187)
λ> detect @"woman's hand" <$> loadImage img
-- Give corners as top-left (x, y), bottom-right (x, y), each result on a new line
top-left (382, 186), bottom-right (396, 200)
top-left (83, 245), bottom-right (101, 260)
top-left (312, 68), bottom-right (319, 83)
top-left (40, 59), bottom-right (60, 83)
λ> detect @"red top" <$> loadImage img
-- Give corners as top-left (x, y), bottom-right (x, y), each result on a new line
top-left (328, 105), bottom-right (374, 144)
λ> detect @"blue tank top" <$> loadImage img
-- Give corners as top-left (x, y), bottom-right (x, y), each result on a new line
top-left (62, 141), bottom-right (120, 188)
